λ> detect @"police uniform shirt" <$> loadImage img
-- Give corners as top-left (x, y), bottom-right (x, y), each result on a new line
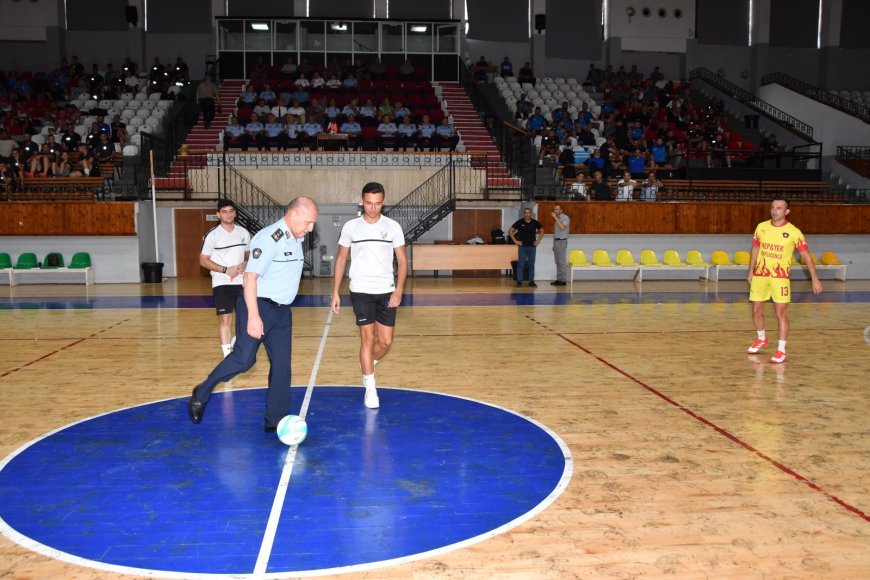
top-left (418, 123), bottom-right (436, 138)
top-left (245, 121), bottom-right (264, 135)
top-left (286, 123), bottom-right (303, 138)
top-left (200, 223), bottom-right (251, 288)
top-left (247, 219), bottom-right (305, 305)
top-left (225, 123), bottom-right (245, 137)
top-left (338, 215), bottom-right (406, 295)
top-left (397, 122), bottom-right (417, 137)
top-left (340, 121), bottom-right (362, 135)
top-left (436, 124), bottom-right (454, 138)
top-left (265, 122), bottom-right (285, 138)
top-left (360, 105), bottom-right (376, 118)
top-left (325, 106), bottom-right (340, 119)
top-left (394, 107), bottom-right (411, 119)
top-left (302, 122), bottom-right (322, 136)
top-left (259, 90), bottom-right (276, 102)
top-left (377, 122), bottom-right (398, 136)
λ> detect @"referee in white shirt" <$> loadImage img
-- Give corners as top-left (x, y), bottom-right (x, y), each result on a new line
top-left (200, 200), bottom-right (251, 357)
top-left (331, 182), bottom-right (407, 409)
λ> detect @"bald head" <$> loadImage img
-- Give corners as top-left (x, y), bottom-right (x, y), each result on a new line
top-left (285, 196), bottom-right (319, 238)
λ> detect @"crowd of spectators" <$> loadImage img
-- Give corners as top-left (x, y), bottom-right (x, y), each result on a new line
top-left (222, 57), bottom-right (459, 152)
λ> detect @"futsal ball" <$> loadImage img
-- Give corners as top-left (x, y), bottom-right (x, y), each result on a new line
top-left (276, 415), bottom-right (308, 446)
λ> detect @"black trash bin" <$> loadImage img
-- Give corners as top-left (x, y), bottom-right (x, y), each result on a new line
top-left (141, 262), bottom-right (164, 283)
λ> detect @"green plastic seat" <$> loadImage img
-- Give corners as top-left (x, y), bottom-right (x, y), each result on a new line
top-left (0, 252), bottom-right (11, 269)
top-left (69, 252), bottom-right (92, 269)
top-left (13, 253), bottom-right (38, 270)
top-left (41, 252), bottom-right (65, 269)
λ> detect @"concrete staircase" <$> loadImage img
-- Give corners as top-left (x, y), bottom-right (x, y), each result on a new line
top-left (153, 79), bottom-right (244, 191)
top-left (437, 82), bottom-right (521, 190)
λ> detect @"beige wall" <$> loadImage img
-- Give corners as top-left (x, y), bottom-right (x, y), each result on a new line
top-left (189, 167), bottom-right (485, 205)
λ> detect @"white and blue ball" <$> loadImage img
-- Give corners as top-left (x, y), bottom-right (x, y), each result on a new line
top-left (276, 415), bottom-right (308, 446)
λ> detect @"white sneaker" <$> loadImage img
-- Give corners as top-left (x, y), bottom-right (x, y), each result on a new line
top-left (364, 384), bottom-right (380, 409)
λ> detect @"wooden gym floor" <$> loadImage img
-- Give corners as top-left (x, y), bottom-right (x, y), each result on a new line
top-left (1, 276), bottom-right (868, 579)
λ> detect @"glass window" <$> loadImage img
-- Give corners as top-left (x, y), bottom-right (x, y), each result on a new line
top-left (436, 24), bottom-right (458, 53)
top-left (326, 21), bottom-right (353, 52)
top-left (218, 20), bottom-right (244, 51)
top-left (406, 23), bottom-right (432, 53)
top-left (274, 21), bottom-right (296, 51)
top-left (382, 22), bottom-right (403, 52)
top-left (353, 22), bottom-right (378, 53)
top-left (245, 21), bottom-right (272, 51)
top-left (300, 20), bottom-right (326, 52)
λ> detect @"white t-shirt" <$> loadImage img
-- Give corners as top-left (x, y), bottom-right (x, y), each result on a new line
top-left (200, 223), bottom-right (251, 287)
top-left (338, 215), bottom-right (405, 294)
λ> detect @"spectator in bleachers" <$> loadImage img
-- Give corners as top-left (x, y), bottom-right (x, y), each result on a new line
top-left (122, 70), bottom-right (139, 94)
top-left (760, 134), bottom-right (780, 167)
top-left (253, 98), bottom-right (271, 118)
top-left (517, 62), bottom-right (535, 86)
top-left (527, 106), bottom-right (547, 134)
top-left (393, 100), bottom-right (411, 121)
top-left (196, 72), bottom-right (219, 129)
top-left (121, 57), bottom-right (137, 77)
top-left (368, 57), bottom-right (386, 80)
top-left (616, 171), bottom-right (637, 201)
top-left (68, 55), bottom-right (85, 81)
top-left (284, 114), bottom-right (304, 150)
top-left (416, 115), bottom-right (436, 151)
top-left (584, 148), bottom-right (606, 175)
top-left (327, 56), bottom-right (344, 80)
top-left (29, 137), bottom-right (62, 177)
top-left (340, 114), bottom-right (362, 150)
top-left (110, 115), bottom-right (129, 148)
top-left (149, 57), bottom-right (168, 88)
top-left (242, 113), bottom-right (266, 151)
top-left (250, 57), bottom-right (267, 82)
top-left (640, 171), bottom-right (662, 201)
top-left (222, 116), bottom-right (244, 151)
top-left (377, 97), bottom-right (394, 121)
top-left (310, 72), bottom-right (325, 89)
top-left (537, 127), bottom-right (558, 166)
top-left (342, 72), bottom-right (358, 90)
top-left (376, 114), bottom-right (398, 150)
top-left (551, 101), bottom-right (570, 125)
top-left (626, 148), bottom-right (648, 177)
top-left (396, 116), bottom-right (417, 151)
top-left (342, 98), bottom-right (361, 120)
top-left (325, 73), bottom-right (342, 90)
top-left (291, 84), bottom-right (309, 106)
top-left (294, 72), bottom-right (311, 90)
top-left (172, 57), bottom-right (189, 84)
top-left (474, 56), bottom-right (490, 82)
top-left (707, 133), bottom-right (731, 168)
top-left (287, 99), bottom-right (306, 123)
top-left (306, 98), bottom-right (325, 125)
top-left (515, 93), bottom-right (531, 121)
top-left (259, 83), bottom-right (277, 105)
top-left (499, 57), bottom-right (513, 77)
top-left (399, 59), bottom-right (415, 80)
top-left (238, 84), bottom-right (258, 107)
top-left (590, 170), bottom-right (612, 200)
top-left (359, 98), bottom-right (377, 121)
top-left (18, 132), bottom-right (39, 167)
top-left (59, 122), bottom-right (80, 152)
top-left (280, 56), bottom-right (297, 76)
top-left (298, 57), bottom-right (313, 76)
top-left (324, 98), bottom-right (341, 122)
top-left (262, 113), bottom-right (288, 151)
top-left (95, 132), bottom-right (115, 164)
top-left (301, 116), bottom-right (323, 150)
top-left (271, 97), bottom-right (289, 119)
top-left (0, 130), bottom-right (17, 161)
top-left (433, 117), bottom-right (459, 152)
top-left (104, 63), bottom-right (119, 85)
top-left (576, 125), bottom-right (596, 147)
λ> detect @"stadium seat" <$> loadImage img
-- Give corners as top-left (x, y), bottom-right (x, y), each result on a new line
top-left (69, 252), bottom-right (92, 269)
top-left (592, 250), bottom-right (614, 266)
top-left (734, 251), bottom-right (751, 266)
top-left (569, 250), bottom-right (591, 267)
top-left (13, 253), bottom-right (38, 270)
top-left (802, 252), bottom-right (820, 265)
top-left (686, 251), bottom-right (709, 266)
top-left (663, 249), bottom-right (686, 266)
top-left (0, 252), bottom-right (11, 269)
top-left (41, 252), bottom-right (64, 269)
top-left (640, 250), bottom-right (662, 266)
top-left (711, 250), bottom-right (734, 266)
top-left (616, 250), bottom-right (639, 266)
top-left (821, 251), bottom-right (844, 265)
top-left (790, 254), bottom-right (800, 265)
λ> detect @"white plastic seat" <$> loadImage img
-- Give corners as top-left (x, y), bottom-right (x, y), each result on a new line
top-left (156, 100), bottom-right (173, 109)
top-left (82, 115), bottom-right (97, 126)
top-left (32, 134), bottom-right (46, 146)
top-left (128, 116), bottom-right (144, 127)
top-left (40, 125), bottom-right (55, 135)
top-left (81, 100), bottom-right (97, 111)
top-left (130, 133), bottom-right (142, 145)
top-left (127, 100), bottom-right (142, 109)
top-left (120, 109), bottom-right (135, 120)
top-left (122, 145), bottom-right (139, 157)
top-left (99, 99), bottom-right (113, 109)
top-left (144, 117), bottom-right (160, 129)
top-left (136, 108), bottom-right (151, 117)
top-left (140, 100), bottom-right (156, 110)
top-left (149, 92), bottom-right (162, 101)
top-left (74, 125), bottom-right (89, 137)
top-left (113, 99), bottom-right (128, 108)
top-left (107, 108), bottom-right (120, 118)
top-left (150, 108), bottom-right (165, 118)
top-left (134, 92), bottom-right (148, 101)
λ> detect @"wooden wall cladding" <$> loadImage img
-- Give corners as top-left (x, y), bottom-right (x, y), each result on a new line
top-left (0, 202), bottom-right (137, 236)
top-left (534, 202), bottom-right (870, 235)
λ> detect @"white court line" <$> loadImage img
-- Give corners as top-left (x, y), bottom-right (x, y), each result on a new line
top-left (252, 309), bottom-right (334, 577)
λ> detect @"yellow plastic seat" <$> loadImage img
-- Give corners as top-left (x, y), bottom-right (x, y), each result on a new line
top-left (663, 249), bottom-right (686, 266)
top-left (569, 250), bottom-right (591, 267)
top-left (821, 251), bottom-right (843, 265)
top-left (790, 254), bottom-right (799, 266)
top-left (734, 251), bottom-right (750, 266)
top-left (711, 250), bottom-right (733, 266)
top-left (802, 252), bottom-right (820, 265)
top-left (616, 250), bottom-right (639, 266)
top-left (592, 250), bottom-right (614, 266)
top-left (686, 250), bottom-right (709, 266)
top-left (640, 250), bottom-right (662, 266)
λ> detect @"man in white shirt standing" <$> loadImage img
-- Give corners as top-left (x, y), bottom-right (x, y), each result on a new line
top-left (331, 182), bottom-right (408, 409)
top-left (200, 200), bottom-right (251, 357)
top-left (616, 171), bottom-right (637, 201)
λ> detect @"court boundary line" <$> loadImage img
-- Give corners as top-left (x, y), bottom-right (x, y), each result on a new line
top-left (253, 309), bottom-right (334, 576)
top-left (552, 329), bottom-right (870, 524)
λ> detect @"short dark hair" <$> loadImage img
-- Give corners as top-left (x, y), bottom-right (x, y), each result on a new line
top-left (362, 182), bottom-right (385, 196)
top-left (217, 199), bottom-right (236, 211)
top-left (772, 198), bottom-right (790, 208)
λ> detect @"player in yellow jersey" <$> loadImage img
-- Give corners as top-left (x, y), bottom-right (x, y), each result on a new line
top-left (747, 199), bottom-right (822, 363)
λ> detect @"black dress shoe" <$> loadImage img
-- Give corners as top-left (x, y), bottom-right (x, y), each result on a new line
top-left (188, 387), bottom-right (205, 424)
top-left (553, 280), bottom-right (567, 286)
top-left (529, 282), bottom-right (537, 288)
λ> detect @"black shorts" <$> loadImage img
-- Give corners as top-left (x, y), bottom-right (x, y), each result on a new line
top-left (214, 284), bottom-right (243, 315)
top-left (350, 291), bottom-right (397, 327)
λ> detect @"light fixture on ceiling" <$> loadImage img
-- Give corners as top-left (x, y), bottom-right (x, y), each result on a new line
top-left (410, 25), bottom-right (428, 33)
top-left (251, 23), bottom-right (269, 31)
top-left (330, 23), bottom-right (348, 31)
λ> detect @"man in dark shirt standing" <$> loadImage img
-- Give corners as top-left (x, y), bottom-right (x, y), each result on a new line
top-left (591, 170), bottom-right (613, 200)
top-left (508, 207), bottom-right (543, 288)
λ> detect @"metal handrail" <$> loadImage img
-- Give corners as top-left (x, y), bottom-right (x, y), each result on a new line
top-left (837, 146), bottom-right (870, 160)
top-left (761, 72), bottom-right (870, 123)
top-left (689, 67), bottom-right (814, 139)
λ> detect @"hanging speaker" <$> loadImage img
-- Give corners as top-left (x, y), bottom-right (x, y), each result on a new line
top-left (534, 14), bottom-right (546, 33)
top-left (125, 6), bottom-right (138, 27)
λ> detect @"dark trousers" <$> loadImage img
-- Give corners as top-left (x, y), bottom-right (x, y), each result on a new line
top-left (517, 245), bottom-right (537, 283)
top-left (200, 98), bottom-right (215, 126)
top-left (194, 296), bottom-right (293, 427)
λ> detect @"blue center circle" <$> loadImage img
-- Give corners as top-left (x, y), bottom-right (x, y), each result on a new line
top-left (0, 387), bottom-right (572, 577)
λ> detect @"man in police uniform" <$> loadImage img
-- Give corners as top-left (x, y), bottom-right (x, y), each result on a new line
top-left (188, 197), bottom-right (320, 432)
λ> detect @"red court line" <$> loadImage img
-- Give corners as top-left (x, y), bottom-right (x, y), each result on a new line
top-left (0, 319), bottom-right (131, 381)
top-left (547, 327), bottom-right (869, 524)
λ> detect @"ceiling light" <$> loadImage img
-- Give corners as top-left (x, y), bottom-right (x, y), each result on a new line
top-left (251, 23), bottom-right (269, 31)
top-left (410, 25), bottom-right (428, 33)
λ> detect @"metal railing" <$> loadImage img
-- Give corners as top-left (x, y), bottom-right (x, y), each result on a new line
top-left (690, 67), bottom-right (814, 139)
top-left (837, 146), bottom-right (870, 160)
top-left (761, 73), bottom-right (870, 123)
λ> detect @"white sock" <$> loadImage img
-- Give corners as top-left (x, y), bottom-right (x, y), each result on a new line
top-left (757, 330), bottom-right (766, 340)
top-left (363, 373), bottom-right (376, 388)
top-left (221, 343), bottom-right (232, 357)
top-left (778, 340), bottom-right (786, 352)
top-left (373, 359), bottom-right (379, 366)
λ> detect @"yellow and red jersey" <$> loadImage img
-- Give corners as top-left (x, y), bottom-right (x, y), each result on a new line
top-left (751, 220), bottom-right (808, 279)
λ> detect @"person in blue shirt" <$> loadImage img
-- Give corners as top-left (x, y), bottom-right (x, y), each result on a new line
top-left (416, 114), bottom-right (437, 151)
top-left (649, 137), bottom-right (668, 167)
top-left (259, 84), bottom-right (277, 105)
top-left (396, 116), bottom-right (417, 151)
top-left (324, 98), bottom-right (341, 122)
top-left (500, 56), bottom-right (513, 77)
top-left (627, 149), bottom-right (647, 177)
top-left (394, 101), bottom-right (411, 120)
top-left (340, 114), bottom-right (362, 150)
top-left (577, 103), bottom-right (593, 127)
top-left (283, 114), bottom-right (304, 150)
top-left (301, 117), bottom-right (323, 150)
top-left (376, 115), bottom-right (399, 150)
top-left (527, 106), bottom-right (546, 135)
top-left (223, 116), bottom-right (245, 151)
top-left (188, 197), bottom-right (320, 432)
top-left (359, 99), bottom-right (377, 120)
top-left (263, 113), bottom-right (288, 150)
top-left (432, 117), bottom-right (459, 151)
top-left (241, 113), bottom-right (265, 151)
top-left (584, 148), bottom-right (607, 174)
top-left (551, 101), bottom-right (570, 125)
top-left (238, 84), bottom-right (257, 107)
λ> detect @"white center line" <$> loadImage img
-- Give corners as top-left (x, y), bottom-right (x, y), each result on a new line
top-left (253, 309), bottom-right (333, 577)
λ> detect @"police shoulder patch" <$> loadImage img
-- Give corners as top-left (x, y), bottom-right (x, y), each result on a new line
top-left (252, 248), bottom-right (262, 259)
top-left (271, 228), bottom-right (284, 242)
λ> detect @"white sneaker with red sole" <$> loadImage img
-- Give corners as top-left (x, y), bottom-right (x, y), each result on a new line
top-left (770, 350), bottom-right (788, 364)
top-left (747, 338), bottom-right (769, 353)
